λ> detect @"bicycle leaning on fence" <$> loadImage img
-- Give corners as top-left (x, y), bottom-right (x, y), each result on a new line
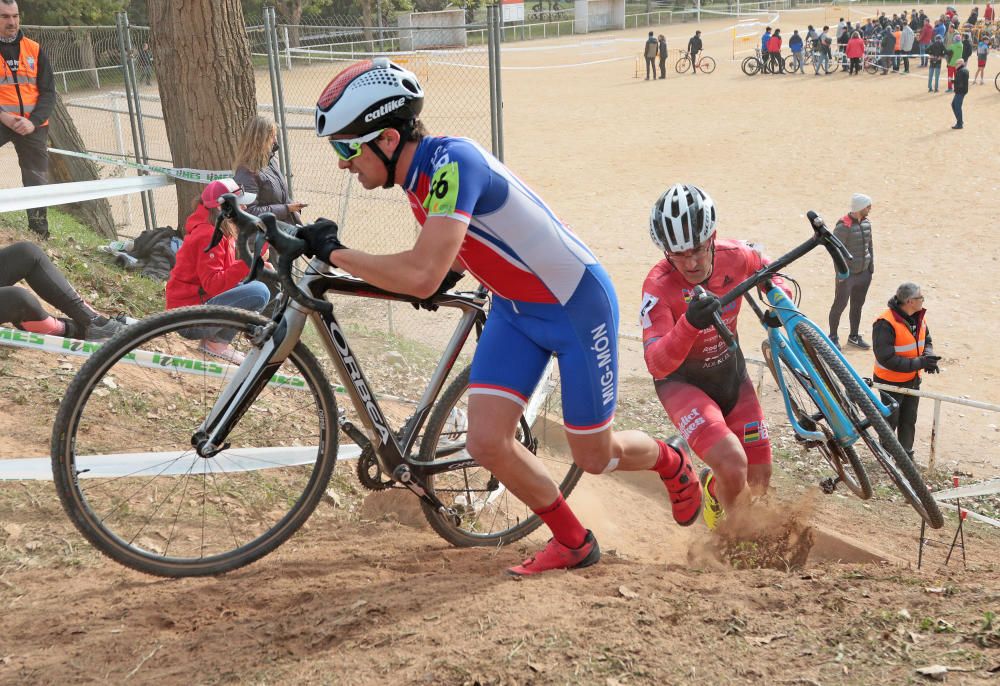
top-left (676, 51), bottom-right (717, 74)
top-left (693, 211), bottom-right (944, 529)
top-left (50, 198), bottom-right (582, 577)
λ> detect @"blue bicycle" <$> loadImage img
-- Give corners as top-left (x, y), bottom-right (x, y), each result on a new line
top-left (699, 212), bottom-right (944, 529)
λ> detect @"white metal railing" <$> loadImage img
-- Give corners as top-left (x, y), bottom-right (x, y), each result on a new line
top-left (52, 65), bottom-right (120, 93)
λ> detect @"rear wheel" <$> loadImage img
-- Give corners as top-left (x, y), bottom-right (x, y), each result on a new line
top-left (995, 71), bottom-right (1000, 91)
top-left (698, 56), bottom-right (717, 73)
top-left (826, 57), bottom-right (841, 73)
top-left (762, 341), bottom-right (871, 499)
top-left (795, 324), bottom-right (944, 528)
top-left (741, 56), bottom-right (760, 76)
top-left (784, 54), bottom-right (799, 72)
top-left (865, 58), bottom-right (880, 74)
top-left (50, 306), bottom-right (340, 576)
top-left (417, 366), bottom-right (583, 547)
top-left (676, 57), bottom-right (692, 73)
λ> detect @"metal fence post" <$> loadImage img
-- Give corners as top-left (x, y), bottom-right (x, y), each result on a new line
top-left (487, 5), bottom-right (505, 162)
top-left (115, 12), bottom-right (155, 234)
top-left (264, 7), bottom-right (294, 196)
top-left (929, 398), bottom-right (942, 472)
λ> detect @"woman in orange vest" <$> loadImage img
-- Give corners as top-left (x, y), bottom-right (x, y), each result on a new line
top-left (872, 282), bottom-right (941, 457)
top-left (0, 1), bottom-right (56, 239)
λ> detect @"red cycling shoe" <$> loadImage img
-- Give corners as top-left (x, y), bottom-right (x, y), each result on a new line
top-left (658, 437), bottom-right (702, 526)
top-left (507, 530), bottom-right (601, 576)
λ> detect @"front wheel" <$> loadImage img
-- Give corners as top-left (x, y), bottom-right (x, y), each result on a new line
top-left (50, 306), bottom-right (340, 576)
top-left (784, 54), bottom-right (799, 72)
top-left (698, 56), bottom-right (717, 73)
top-left (995, 71), bottom-right (1000, 92)
top-left (826, 57), bottom-right (841, 73)
top-left (676, 57), bottom-right (692, 73)
top-left (796, 324), bottom-right (944, 528)
top-left (416, 365), bottom-right (583, 547)
top-left (761, 341), bottom-right (871, 500)
top-left (741, 56), bottom-right (760, 76)
top-left (865, 59), bottom-right (879, 74)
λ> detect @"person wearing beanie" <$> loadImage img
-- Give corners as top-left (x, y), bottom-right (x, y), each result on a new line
top-left (828, 193), bottom-right (874, 350)
top-left (872, 282), bottom-right (940, 458)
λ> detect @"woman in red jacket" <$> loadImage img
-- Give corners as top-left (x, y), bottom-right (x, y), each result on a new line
top-left (766, 28), bottom-right (784, 73)
top-left (846, 31), bottom-right (866, 74)
top-left (165, 178), bottom-right (271, 363)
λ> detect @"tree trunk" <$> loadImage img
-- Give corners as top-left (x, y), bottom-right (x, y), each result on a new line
top-left (276, 1), bottom-right (304, 49)
top-left (361, 0), bottom-right (374, 43)
top-left (147, 0), bottom-right (257, 229)
top-left (47, 94), bottom-right (117, 239)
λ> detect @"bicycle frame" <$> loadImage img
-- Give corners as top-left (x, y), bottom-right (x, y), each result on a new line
top-left (747, 282), bottom-right (860, 447)
top-left (712, 227), bottom-right (898, 450)
top-left (193, 257), bottom-right (489, 515)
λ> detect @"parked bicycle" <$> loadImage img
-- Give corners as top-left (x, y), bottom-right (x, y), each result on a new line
top-left (742, 48), bottom-right (772, 75)
top-left (676, 51), bottom-right (716, 74)
top-left (50, 198), bottom-right (581, 577)
top-left (696, 212), bottom-right (944, 529)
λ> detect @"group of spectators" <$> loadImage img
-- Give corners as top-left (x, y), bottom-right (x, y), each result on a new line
top-left (760, 6), bottom-right (993, 84)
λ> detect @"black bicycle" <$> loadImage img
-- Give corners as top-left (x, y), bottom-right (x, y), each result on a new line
top-left (50, 198), bottom-right (581, 577)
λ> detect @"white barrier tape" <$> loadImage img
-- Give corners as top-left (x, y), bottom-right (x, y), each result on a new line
top-left (0, 175), bottom-right (170, 213)
top-left (0, 444), bottom-right (363, 481)
top-left (0, 326), bottom-right (322, 392)
top-left (430, 55), bottom-right (634, 70)
top-left (933, 478), bottom-right (1000, 501)
top-left (938, 501), bottom-right (1000, 529)
top-left (48, 147), bottom-right (230, 183)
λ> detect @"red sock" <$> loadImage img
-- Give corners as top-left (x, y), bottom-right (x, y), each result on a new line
top-left (652, 439), bottom-right (681, 478)
top-left (20, 316), bottom-right (66, 336)
top-left (534, 494), bottom-right (587, 549)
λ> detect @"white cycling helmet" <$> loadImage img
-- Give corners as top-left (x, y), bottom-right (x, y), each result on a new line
top-left (649, 183), bottom-right (717, 253)
top-left (315, 57), bottom-right (424, 138)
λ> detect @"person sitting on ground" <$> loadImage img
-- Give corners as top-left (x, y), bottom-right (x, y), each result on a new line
top-left (0, 241), bottom-right (125, 341)
top-left (164, 178), bottom-right (271, 364)
top-left (233, 115), bottom-right (307, 226)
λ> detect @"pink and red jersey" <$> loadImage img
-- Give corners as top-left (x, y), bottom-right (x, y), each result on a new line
top-left (640, 239), bottom-right (773, 407)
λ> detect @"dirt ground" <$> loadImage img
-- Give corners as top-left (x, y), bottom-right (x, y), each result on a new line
top-left (2, 5), bottom-right (1000, 684)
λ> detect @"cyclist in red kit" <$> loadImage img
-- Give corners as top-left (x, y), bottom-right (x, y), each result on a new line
top-left (641, 184), bottom-right (776, 529)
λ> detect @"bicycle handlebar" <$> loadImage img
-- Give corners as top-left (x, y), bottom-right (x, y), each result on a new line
top-left (217, 193), bottom-right (334, 315)
top-left (704, 211), bottom-right (853, 350)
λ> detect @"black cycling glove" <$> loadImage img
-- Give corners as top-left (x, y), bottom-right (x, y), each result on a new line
top-left (685, 292), bottom-right (722, 330)
top-left (413, 270), bottom-right (465, 312)
top-left (301, 218), bottom-right (345, 262)
top-left (921, 355), bottom-right (941, 374)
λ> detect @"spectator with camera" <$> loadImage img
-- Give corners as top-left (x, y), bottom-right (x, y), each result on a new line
top-left (872, 282), bottom-right (940, 459)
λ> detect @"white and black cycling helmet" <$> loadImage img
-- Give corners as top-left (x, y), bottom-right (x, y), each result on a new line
top-left (649, 183), bottom-right (717, 253)
top-left (315, 57), bottom-right (424, 139)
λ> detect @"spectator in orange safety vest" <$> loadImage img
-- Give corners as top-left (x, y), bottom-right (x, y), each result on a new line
top-left (872, 282), bottom-right (940, 458)
top-left (0, 0), bottom-right (56, 239)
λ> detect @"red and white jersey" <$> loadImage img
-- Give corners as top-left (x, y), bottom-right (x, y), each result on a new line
top-left (640, 239), bottom-right (774, 401)
top-left (403, 136), bottom-right (598, 305)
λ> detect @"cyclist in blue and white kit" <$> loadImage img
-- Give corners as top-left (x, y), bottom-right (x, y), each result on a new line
top-left (301, 59), bottom-right (701, 575)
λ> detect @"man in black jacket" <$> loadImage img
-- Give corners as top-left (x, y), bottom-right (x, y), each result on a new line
top-left (828, 193), bottom-right (874, 350)
top-left (687, 30), bottom-right (703, 74)
top-left (872, 282), bottom-right (939, 457)
top-left (952, 58), bottom-right (969, 129)
top-left (0, 1), bottom-right (56, 239)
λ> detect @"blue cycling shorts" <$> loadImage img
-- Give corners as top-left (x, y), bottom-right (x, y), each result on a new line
top-left (469, 264), bottom-right (619, 434)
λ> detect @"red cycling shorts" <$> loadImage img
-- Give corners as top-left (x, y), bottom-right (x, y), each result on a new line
top-left (655, 373), bottom-right (772, 465)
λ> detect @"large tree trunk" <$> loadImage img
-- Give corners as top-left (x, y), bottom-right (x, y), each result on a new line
top-left (147, 0), bottom-right (257, 229)
top-left (275, 1), bottom-right (305, 49)
top-left (47, 94), bottom-right (117, 239)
